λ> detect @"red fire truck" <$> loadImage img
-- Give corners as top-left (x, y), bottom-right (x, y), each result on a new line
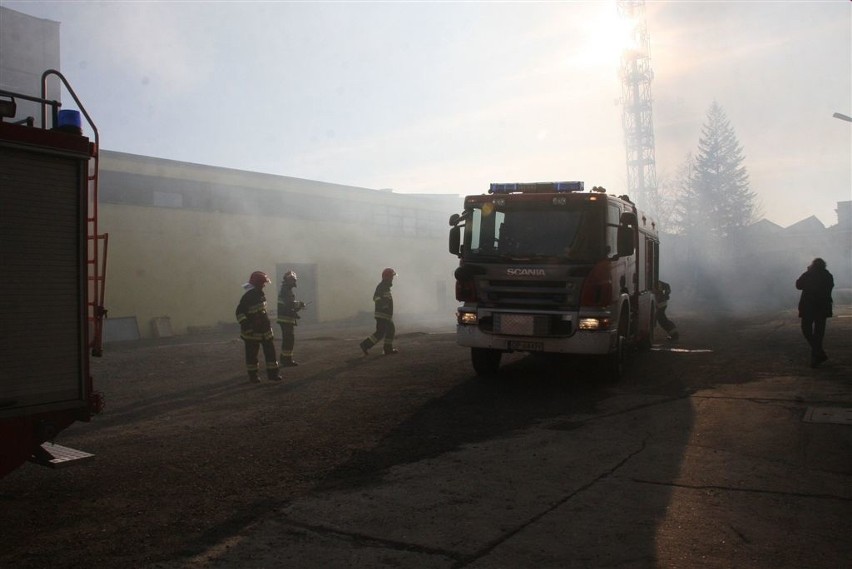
top-left (0, 70), bottom-right (107, 477)
top-left (448, 181), bottom-right (659, 378)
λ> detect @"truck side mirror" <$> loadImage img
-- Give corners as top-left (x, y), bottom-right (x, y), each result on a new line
top-left (449, 226), bottom-right (461, 256)
top-left (449, 213), bottom-right (460, 227)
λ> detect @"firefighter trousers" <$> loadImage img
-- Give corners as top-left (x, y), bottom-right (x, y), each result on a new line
top-left (360, 318), bottom-right (395, 353)
top-left (242, 338), bottom-right (279, 378)
top-left (279, 323), bottom-right (296, 360)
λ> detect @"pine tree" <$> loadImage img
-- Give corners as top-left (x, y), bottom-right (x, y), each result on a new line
top-left (661, 153), bottom-right (694, 235)
top-left (677, 101), bottom-right (758, 239)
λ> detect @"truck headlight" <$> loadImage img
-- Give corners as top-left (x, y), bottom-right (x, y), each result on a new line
top-left (457, 311), bottom-right (477, 325)
top-left (578, 317), bottom-right (611, 330)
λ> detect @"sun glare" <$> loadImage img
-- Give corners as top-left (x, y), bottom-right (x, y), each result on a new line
top-left (573, 7), bottom-right (638, 69)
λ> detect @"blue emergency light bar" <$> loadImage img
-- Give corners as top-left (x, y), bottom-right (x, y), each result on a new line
top-left (489, 181), bottom-right (584, 194)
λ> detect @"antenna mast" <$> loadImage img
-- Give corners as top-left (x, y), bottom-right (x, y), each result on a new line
top-left (617, 0), bottom-right (658, 214)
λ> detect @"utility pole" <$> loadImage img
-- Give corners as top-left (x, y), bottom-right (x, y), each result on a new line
top-left (617, 0), bottom-right (658, 215)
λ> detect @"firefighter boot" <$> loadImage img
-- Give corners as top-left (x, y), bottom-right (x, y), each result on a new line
top-left (360, 340), bottom-right (371, 356)
top-left (383, 346), bottom-right (399, 355)
top-left (281, 357), bottom-right (299, 367)
top-left (248, 372), bottom-right (261, 384)
top-left (268, 367), bottom-right (283, 381)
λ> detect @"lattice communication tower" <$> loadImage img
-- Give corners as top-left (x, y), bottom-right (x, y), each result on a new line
top-left (617, 0), bottom-right (658, 213)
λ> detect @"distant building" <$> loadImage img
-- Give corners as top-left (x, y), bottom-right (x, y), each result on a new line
top-left (828, 201), bottom-right (852, 300)
top-left (836, 201), bottom-right (851, 230)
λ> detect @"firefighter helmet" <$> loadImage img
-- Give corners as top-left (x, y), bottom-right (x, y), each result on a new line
top-left (283, 270), bottom-right (298, 286)
top-left (249, 271), bottom-right (271, 288)
top-left (382, 267), bottom-right (396, 280)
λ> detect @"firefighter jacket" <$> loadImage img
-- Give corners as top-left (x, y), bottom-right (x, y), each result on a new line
top-left (236, 287), bottom-right (274, 341)
top-left (796, 267), bottom-right (834, 318)
top-left (373, 280), bottom-right (393, 320)
top-left (276, 284), bottom-right (301, 326)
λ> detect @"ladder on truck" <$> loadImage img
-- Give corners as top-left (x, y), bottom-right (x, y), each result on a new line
top-left (85, 125), bottom-right (108, 359)
top-left (41, 70), bottom-right (109, 361)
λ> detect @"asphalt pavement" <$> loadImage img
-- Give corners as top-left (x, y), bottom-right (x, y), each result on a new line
top-left (170, 312), bottom-right (851, 569)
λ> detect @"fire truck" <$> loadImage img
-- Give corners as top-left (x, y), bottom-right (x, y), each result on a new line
top-left (448, 181), bottom-right (659, 378)
top-left (0, 70), bottom-right (107, 477)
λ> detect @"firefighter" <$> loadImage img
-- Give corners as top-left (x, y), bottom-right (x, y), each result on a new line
top-left (796, 257), bottom-right (834, 368)
top-left (277, 270), bottom-right (306, 367)
top-left (235, 271), bottom-right (282, 383)
top-left (360, 268), bottom-right (399, 356)
top-left (655, 280), bottom-right (679, 341)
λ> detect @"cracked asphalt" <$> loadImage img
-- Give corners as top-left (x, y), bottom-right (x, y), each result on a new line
top-left (1, 308), bottom-right (850, 568)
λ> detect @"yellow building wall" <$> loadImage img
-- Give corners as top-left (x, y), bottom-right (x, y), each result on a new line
top-left (99, 203), bottom-right (457, 338)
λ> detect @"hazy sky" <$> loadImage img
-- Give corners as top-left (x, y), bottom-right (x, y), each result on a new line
top-left (3, 1), bottom-right (850, 228)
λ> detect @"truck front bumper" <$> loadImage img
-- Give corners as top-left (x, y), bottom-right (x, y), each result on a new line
top-left (455, 307), bottom-right (618, 355)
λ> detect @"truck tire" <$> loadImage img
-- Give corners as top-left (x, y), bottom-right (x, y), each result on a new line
top-left (606, 334), bottom-right (625, 381)
top-left (637, 308), bottom-right (655, 351)
top-left (605, 308), bottom-right (629, 380)
top-left (471, 348), bottom-right (502, 376)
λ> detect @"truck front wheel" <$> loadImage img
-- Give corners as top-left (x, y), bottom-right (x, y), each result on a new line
top-left (605, 309), bottom-right (630, 380)
top-left (471, 348), bottom-right (502, 376)
top-left (605, 334), bottom-right (625, 381)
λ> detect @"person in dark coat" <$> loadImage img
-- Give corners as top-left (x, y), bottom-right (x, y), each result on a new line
top-left (795, 258), bottom-right (834, 368)
top-left (359, 268), bottom-right (398, 356)
top-left (236, 271), bottom-right (282, 383)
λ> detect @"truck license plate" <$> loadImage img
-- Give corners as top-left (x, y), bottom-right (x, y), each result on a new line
top-left (509, 341), bottom-right (544, 352)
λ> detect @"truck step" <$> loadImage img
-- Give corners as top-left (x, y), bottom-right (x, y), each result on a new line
top-left (30, 443), bottom-right (94, 469)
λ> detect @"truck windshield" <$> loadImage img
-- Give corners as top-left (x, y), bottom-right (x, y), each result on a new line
top-left (465, 201), bottom-right (604, 261)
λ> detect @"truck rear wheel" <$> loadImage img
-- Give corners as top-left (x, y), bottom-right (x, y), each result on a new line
top-left (471, 348), bottom-right (502, 376)
top-left (637, 309), bottom-right (655, 351)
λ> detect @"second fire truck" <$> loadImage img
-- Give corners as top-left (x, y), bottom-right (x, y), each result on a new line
top-left (449, 181), bottom-right (660, 378)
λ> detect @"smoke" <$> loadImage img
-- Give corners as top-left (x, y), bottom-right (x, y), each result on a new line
top-left (660, 216), bottom-right (849, 318)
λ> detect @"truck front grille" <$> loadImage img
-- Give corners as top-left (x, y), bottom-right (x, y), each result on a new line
top-left (494, 313), bottom-right (550, 336)
top-left (484, 280), bottom-right (575, 308)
